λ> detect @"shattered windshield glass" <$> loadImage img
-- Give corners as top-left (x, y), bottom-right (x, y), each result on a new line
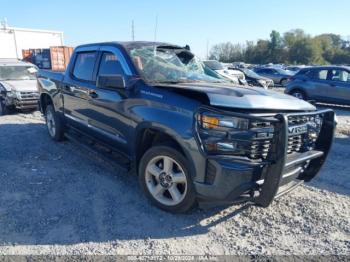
top-left (129, 46), bottom-right (223, 84)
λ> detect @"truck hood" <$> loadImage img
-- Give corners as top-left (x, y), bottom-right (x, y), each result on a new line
top-left (0, 80), bottom-right (38, 92)
top-left (160, 82), bottom-right (316, 111)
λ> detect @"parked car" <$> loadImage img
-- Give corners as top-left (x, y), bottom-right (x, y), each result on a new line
top-left (203, 60), bottom-right (246, 85)
top-left (254, 67), bottom-right (294, 86)
top-left (0, 59), bottom-right (39, 115)
top-left (236, 68), bottom-right (274, 89)
top-left (37, 41), bottom-right (335, 213)
top-left (286, 65), bottom-right (307, 73)
top-left (285, 66), bottom-right (350, 105)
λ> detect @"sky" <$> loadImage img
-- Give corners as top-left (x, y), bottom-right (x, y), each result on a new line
top-left (1, 0), bottom-right (350, 58)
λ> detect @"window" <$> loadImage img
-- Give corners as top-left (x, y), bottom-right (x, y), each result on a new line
top-left (98, 52), bottom-right (124, 76)
top-left (307, 69), bottom-right (328, 80)
top-left (329, 69), bottom-right (350, 82)
top-left (73, 52), bottom-right (97, 81)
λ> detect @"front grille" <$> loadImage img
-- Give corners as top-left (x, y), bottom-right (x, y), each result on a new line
top-left (288, 135), bottom-right (303, 153)
top-left (19, 92), bottom-right (39, 100)
top-left (248, 113), bottom-right (323, 160)
top-left (249, 139), bottom-right (272, 159)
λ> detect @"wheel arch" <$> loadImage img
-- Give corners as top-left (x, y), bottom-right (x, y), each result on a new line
top-left (134, 124), bottom-right (197, 179)
top-left (39, 93), bottom-right (54, 114)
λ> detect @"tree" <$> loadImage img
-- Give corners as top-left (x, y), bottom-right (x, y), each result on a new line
top-left (209, 29), bottom-right (350, 65)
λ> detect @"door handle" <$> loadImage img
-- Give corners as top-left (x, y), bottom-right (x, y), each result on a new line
top-left (329, 83), bottom-right (336, 87)
top-left (88, 90), bottom-right (98, 99)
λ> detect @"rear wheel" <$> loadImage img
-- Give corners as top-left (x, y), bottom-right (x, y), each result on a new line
top-left (290, 89), bottom-right (307, 100)
top-left (139, 145), bottom-right (196, 213)
top-left (45, 105), bottom-right (65, 141)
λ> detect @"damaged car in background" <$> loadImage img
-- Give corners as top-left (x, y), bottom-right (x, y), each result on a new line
top-left (203, 60), bottom-right (247, 86)
top-left (0, 59), bottom-right (39, 115)
top-left (37, 41), bottom-right (336, 213)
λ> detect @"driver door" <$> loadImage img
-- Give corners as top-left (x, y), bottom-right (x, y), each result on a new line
top-left (84, 46), bottom-right (134, 156)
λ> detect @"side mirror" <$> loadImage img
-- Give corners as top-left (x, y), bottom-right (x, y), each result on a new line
top-left (97, 74), bottom-right (126, 89)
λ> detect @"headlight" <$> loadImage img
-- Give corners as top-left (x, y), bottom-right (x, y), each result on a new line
top-left (199, 114), bottom-right (249, 130)
top-left (9, 90), bottom-right (21, 99)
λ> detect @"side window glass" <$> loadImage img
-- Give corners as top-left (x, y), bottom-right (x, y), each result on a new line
top-left (98, 52), bottom-right (124, 76)
top-left (73, 52), bottom-right (97, 81)
top-left (318, 70), bottom-right (328, 80)
top-left (330, 69), bottom-right (350, 82)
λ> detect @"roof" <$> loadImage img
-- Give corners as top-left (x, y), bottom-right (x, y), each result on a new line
top-left (300, 65), bottom-right (350, 71)
top-left (76, 41), bottom-right (184, 50)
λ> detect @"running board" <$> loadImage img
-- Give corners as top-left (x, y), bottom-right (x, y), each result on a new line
top-left (64, 129), bottom-right (131, 174)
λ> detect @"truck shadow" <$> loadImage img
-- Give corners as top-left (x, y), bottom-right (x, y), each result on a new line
top-left (0, 121), bottom-right (348, 246)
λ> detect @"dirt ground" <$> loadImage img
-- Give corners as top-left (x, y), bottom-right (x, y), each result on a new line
top-left (0, 106), bottom-right (349, 256)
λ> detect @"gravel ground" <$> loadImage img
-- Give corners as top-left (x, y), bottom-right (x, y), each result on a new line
top-left (0, 108), bottom-right (349, 256)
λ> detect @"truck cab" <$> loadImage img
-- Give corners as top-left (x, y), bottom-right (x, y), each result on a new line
top-left (37, 42), bottom-right (336, 213)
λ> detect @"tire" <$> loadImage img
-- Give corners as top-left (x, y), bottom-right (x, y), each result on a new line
top-left (45, 104), bottom-right (65, 141)
top-left (0, 99), bottom-right (8, 116)
top-left (138, 145), bottom-right (196, 213)
top-left (290, 89), bottom-right (307, 100)
top-left (280, 79), bottom-right (288, 86)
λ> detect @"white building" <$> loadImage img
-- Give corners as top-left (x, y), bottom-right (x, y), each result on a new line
top-left (0, 22), bottom-right (64, 59)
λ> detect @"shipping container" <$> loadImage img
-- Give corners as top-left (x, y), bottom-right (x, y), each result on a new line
top-left (22, 49), bottom-right (33, 62)
top-left (22, 46), bottom-right (73, 71)
top-left (50, 46), bottom-right (74, 71)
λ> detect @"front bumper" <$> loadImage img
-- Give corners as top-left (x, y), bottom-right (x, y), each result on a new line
top-left (194, 109), bottom-right (335, 206)
top-left (14, 98), bottom-right (39, 109)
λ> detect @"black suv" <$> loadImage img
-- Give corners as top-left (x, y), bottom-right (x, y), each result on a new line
top-left (37, 42), bottom-right (335, 213)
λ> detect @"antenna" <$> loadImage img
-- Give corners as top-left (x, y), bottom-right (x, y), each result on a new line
top-left (131, 20), bottom-right (135, 41)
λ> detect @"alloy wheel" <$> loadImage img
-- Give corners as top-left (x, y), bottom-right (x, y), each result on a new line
top-left (145, 155), bottom-right (187, 206)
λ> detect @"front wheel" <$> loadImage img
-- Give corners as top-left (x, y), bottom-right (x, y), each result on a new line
top-left (139, 145), bottom-right (196, 213)
top-left (290, 90), bottom-right (307, 100)
top-left (45, 105), bottom-right (65, 141)
top-left (0, 99), bottom-right (8, 116)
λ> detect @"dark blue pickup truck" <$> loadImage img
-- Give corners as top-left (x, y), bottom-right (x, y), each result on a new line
top-left (37, 41), bottom-right (336, 213)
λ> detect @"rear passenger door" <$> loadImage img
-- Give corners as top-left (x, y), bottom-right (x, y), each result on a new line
top-left (62, 47), bottom-right (98, 129)
top-left (327, 68), bottom-right (350, 104)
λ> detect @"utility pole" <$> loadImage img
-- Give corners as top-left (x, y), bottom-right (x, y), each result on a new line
top-left (206, 39), bottom-right (209, 60)
top-left (131, 20), bottom-right (135, 41)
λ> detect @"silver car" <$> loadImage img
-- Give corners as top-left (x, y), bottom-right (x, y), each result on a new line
top-left (254, 67), bottom-right (294, 86)
top-left (285, 66), bottom-right (350, 105)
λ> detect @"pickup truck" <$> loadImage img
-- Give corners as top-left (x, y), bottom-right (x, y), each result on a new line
top-left (37, 41), bottom-right (336, 213)
top-left (0, 59), bottom-right (39, 115)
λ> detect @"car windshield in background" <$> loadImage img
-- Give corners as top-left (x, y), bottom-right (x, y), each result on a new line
top-left (129, 46), bottom-right (222, 84)
top-left (242, 68), bottom-right (261, 78)
top-left (0, 66), bottom-right (37, 81)
top-left (203, 60), bottom-right (224, 70)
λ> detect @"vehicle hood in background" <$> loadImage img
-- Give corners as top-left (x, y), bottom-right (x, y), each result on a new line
top-left (160, 82), bottom-right (316, 111)
top-left (0, 80), bottom-right (38, 92)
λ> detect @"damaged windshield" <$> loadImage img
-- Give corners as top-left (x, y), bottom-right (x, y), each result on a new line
top-left (129, 45), bottom-right (223, 84)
